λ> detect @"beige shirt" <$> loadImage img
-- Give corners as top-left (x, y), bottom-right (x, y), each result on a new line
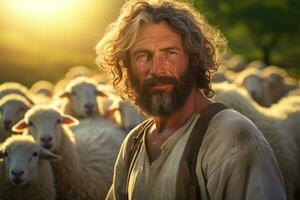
top-left (106, 109), bottom-right (287, 200)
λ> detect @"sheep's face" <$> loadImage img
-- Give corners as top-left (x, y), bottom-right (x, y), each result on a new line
top-left (69, 83), bottom-right (101, 118)
top-left (12, 107), bottom-right (78, 152)
top-left (243, 75), bottom-right (271, 107)
top-left (27, 111), bottom-right (65, 151)
top-left (0, 137), bottom-right (60, 186)
top-left (0, 100), bottom-right (30, 133)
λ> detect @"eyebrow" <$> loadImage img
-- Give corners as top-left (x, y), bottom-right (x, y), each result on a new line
top-left (131, 46), bottom-right (181, 57)
top-left (131, 49), bottom-right (152, 57)
top-left (160, 47), bottom-right (181, 52)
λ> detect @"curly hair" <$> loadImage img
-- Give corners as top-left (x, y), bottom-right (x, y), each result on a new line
top-left (95, 0), bottom-right (227, 102)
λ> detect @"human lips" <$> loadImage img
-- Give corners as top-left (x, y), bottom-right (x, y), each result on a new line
top-left (150, 83), bottom-right (173, 90)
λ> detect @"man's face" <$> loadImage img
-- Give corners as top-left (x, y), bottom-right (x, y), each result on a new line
top-left (129, 21), bottom-right (194, 117)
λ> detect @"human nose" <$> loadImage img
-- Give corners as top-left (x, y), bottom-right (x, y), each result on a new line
top-left (150, 54), bottom-right (166, 76)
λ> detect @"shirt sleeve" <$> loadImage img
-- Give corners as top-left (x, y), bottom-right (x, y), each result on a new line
top-left (206, 145), bottom-right (287, 200)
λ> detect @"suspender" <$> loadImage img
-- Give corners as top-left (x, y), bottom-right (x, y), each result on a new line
top-left (126, 119), bottom-right (153, 198)
top-left (176, 103), bottom-right (228, 200)
top-left (126, 103), bottom-right (229, 200)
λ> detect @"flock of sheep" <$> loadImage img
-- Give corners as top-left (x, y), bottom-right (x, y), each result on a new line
top-left (212, 55), bottom-right (300, 199)
top-left (0, 54), bottom-right (299, 199)
top-left (0, 66), bottom-right (145, 200)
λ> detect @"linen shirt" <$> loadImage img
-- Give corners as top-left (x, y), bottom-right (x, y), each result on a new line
top-left (106, 109), bottom-right (287, 200)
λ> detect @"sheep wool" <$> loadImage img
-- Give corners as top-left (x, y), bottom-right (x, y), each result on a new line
top-left (0, 135), bottom-right (58, 200)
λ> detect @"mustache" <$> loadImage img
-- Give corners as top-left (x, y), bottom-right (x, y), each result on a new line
top-left (142, 76), bottom-right (178, 87)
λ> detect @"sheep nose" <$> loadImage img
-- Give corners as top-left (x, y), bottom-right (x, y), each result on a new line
top-left (3, 120), bottom-right (12, 131)
top-left (84, 104), bottom-right (94, 115)
top-left (11, 169), bottom-right (24, 178)
top-left (40, 136), bottom-right (53, 145)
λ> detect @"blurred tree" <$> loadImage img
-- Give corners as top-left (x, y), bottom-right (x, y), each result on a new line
top-left (192, 0), bottom-right (300, 65)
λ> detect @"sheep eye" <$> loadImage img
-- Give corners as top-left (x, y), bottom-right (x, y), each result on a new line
top-left (56, 119), bottom-right (61, 124)
top-left (28, 121), bottom-right (33, 126)
top-left (32, 152), bottom-right (38, 157)
top-left (3, 152), bottom-right (8, 157)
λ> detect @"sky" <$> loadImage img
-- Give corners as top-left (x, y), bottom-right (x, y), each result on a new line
top-left (0, 0), bottom-right (124, 85)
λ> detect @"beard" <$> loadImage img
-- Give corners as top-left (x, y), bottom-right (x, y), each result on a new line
top-left (130, 66), bottom-right (195, 117)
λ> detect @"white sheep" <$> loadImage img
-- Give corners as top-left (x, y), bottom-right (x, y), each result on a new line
top-left (286, 88), bottom-right (300, 97)
top-left (64, 65), bottom-right (96, 79)
top-left (235, 68), bottom-right (273, 107)
top-left (0, 134), bottom-right (60, 200)
top-left (244, 59), bottom-right (266, 70)
top-left (221, 54), bottom-right (247, 72)
top-left (212, 82), bottom-right (299, 200)
top-left (53, 78), bottom-right (71, 95)
top-left (57, 76), bottom-right (108, 118)
top-left (92, 73), bottom-right (112, 85)
top-left (0, 82), bottom-right (35, 104)
top-left (0, 94), bottom-right (33, 142)
top-left (30, 80), bottom-right (54, 97)
top-left (263, 66), bottom-right (299, 103)
top-left (117, 100), bottom-right (146, 132)
top-left (12, 105), bottom-right (126, 200)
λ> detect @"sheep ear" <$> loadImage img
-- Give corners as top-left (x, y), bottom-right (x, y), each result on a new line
top-left (62, 115), bottom-right (79, 126)
top-left (96, 89), bottom-right (108, 97)
top-left (40, 147), bottom-right (62, 161)
top-left (12, 119), bottom-right (28, 132)
top-left (56, 90), bottom-right (70, 99)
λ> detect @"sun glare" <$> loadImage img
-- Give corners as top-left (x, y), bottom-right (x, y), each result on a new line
top-left (7, 0), bottom-right (71, 14)
top-left (4, 0), bottom-right (81, 21)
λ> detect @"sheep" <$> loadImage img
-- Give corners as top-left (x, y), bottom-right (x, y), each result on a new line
top-left (117, 100), bottom-right (146, 132)
top-left (263, 66), bottom-right (299, 103)
top-left (12, 105), bottom-right (126, 200)
top-left (30, 80), bottom-right (54, 97)
top-left (0, 134), bottom-right (60, 200)
top-left (212, 82), bottom-right (299, 200)
top-left (0, 94), bottom-right (33, 142)
top-left (286, 88), bottom-right (300, 97)
top-left (0, 82), bottom-right (35, 104)
top-left (211, 71), bottom-right (230, 83)
top-left (64, 65), bottom-right (96, 79)
top-left (57, 76), bottom-right (108, 118)
top-left (235, 68), bottom-right (273, 107)
top-left (92, 73), bottom-right (112, 85)
top-left (244, 59), bottom-right (266, 70)
top-left (53, 78), bottom-right (71, 95)
top-left (221, 54), bottom-right (247, 72)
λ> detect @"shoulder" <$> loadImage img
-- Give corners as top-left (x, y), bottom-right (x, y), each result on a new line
top-left (201, 108), bottom-right (275, 174)
top-left (207, 108), bottom-right (271, 149)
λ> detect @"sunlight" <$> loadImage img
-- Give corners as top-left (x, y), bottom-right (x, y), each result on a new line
top-left (6, 0), bottom-right (73, 16)
top-left (3, 0), bottom-right (84, 23)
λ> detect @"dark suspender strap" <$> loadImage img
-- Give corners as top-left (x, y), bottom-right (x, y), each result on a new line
top-left (126, 119), bottom-right (153, 199)
top-left (176, 103), bottom-right (229, 200)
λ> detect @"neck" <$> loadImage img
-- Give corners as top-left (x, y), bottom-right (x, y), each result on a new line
top-left (154, 88), bottom-right (214, 133)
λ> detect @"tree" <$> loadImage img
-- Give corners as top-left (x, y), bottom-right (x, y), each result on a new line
top-left (192, 0), bottom-right (300, 65)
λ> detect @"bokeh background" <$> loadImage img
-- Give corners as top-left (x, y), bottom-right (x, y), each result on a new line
top-left (0, 0), bottom-right (299, 86)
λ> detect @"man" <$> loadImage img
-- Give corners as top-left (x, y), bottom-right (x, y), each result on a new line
top-left (96, 0), bottom-right (287, 199)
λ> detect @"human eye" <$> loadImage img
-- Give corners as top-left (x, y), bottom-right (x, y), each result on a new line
top-left (135, 52), bottom-right (151, 61)
top-left (165, 49), bottom-right (178, 56)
